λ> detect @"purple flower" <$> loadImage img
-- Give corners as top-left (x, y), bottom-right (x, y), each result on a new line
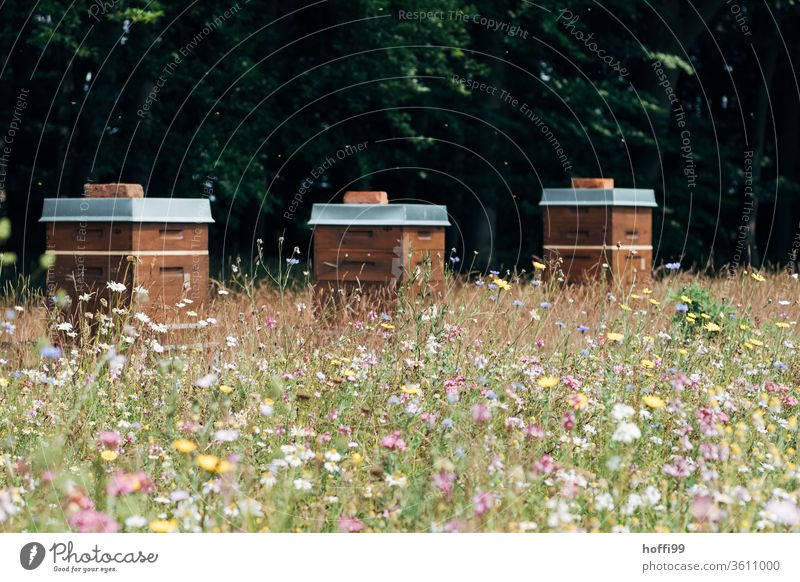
top-left (97, 430), bottom-right (122, 450)
top-left (286, 258), bottom-right (300, 265)
top-left (577, 325), bottom-right (589, 333)
top-left (471, 403), bottom-right (491, 422)
top-left (540, 301), bottom-right (552, 309)
top-left (432, 471), bottom-right (456, 496)
top-left (665, 262), bottom-right (681, 271)
top-left (472, 491), bottom-right (494, 517)
top-left (338, 516), bottom-right (366, 532)
top-left (68, 510), bottom-right (119, 533)
top-left (449, 256), bottom-right (461, 264)
top-left (675, 303), bottom-right (689, 313)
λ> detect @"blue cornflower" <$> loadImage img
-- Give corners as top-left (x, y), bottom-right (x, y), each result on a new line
top-left (665, 262), bottom-right (681, 271)
top-left (577, 325), bottom-right (589, 333)
top-left (40, 346), bottom-right (61, 360)
top-left (286, 257), bottom-right (300, 265)
top-left (540, 301), bottom-right (552, 309)
top-left (449, 256), bottom-right (461, 264)
top-left (675, 303), bottom-right (689, 313)
top-left (512, 299), bottom-right (523, 307)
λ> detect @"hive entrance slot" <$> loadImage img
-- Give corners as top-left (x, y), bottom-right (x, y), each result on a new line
top-left (159, 228), bottom-right (185, 240)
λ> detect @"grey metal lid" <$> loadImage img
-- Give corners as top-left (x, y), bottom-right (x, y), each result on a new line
top-left (39, 198), bottom-right (215, 223)
top-left (540, 188), bottom-right (657, 207)
top-left (308, 204), bottom-right (450, 226)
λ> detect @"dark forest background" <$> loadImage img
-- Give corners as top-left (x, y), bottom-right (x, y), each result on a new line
top-left (1, 0), bottom-right (798, 279)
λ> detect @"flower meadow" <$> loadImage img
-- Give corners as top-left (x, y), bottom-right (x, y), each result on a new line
top-left (1, 263), bottom-right (799, 533)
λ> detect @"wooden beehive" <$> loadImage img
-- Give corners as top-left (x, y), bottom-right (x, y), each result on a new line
top-left (40, 184), bottom-right (214, 319)
top-left (540, 178), bottom-right (657, 285)
top-left (308, 192), bottom-right (449, 296)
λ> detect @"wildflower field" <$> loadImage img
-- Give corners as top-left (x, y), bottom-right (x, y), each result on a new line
top-left (1, 265), bottom-right (799, 533)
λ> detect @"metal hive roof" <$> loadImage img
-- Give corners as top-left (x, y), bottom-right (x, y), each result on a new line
top-left (39, 198), bottom-right (215, 223)
top-left (540, 188), bottom-right (657, 207)
top-left (308, 203), bottom-right (450, 226)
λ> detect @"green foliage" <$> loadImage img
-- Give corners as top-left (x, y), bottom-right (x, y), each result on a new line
top-left (670, 283), bottom-right (734, 336)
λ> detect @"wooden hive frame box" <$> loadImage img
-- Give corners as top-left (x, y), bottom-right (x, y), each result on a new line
top-left (308, 191), bottom-right (450, 300)
top-left (39, 183), bottom-right (214, 321)
top-left (540, 178), bottom-right (657, 285)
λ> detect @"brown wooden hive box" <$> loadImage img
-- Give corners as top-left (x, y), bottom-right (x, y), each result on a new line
top-left (540, 179), bottom-right (657, 285)
top-left (40, 185), bottom-right (214, 319)
top-left (308, 193), bottom-right (449, 296)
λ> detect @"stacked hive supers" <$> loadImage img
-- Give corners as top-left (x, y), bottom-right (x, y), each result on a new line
top-left (39, 183), bottom-right (214, 318)
top-left (540, 178), bottom-right (657, 284)
top-left (308, 191), bottom-right (449, 295)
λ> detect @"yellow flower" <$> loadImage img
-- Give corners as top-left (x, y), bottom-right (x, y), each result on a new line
top-left (775, 322), bottom-right (790, 329)
top-left (678, 349), bottom-right (688, 356)
top-left (495, 278), bottom-right (511, 291)
top-left (351, 452), bottom-right (364, 465)
top-left (620, 304), bottom-right (632, 312)
top-left (536, 376), bottom-right (559, 389)
top-left (748, 338), bottom-right (764, 347)
top-left (750, 273), bottom-right (766, 282)
top-left (643, 395), bottom-right (666, 409)
top-left (606, 332), bottom-right (624, 342)
top-left (196, 454), bottom-right (220, 472)
top-left (640, 359), bottom-right (655, 369)
top-left (343, 369), bottom-right (356, 377)
top-left (532, 261), bottom-right (546, 270)
top-left (700, 313), bottom-right (710, 319)
top-left (215, 459), bottom-right (234, 474)
top-left (649, 299), bottom-right (660, 306)
top-left (642, 288), bottom-right (652, 295)
top-left (703, 322), bottom-right (721, 332)
top-left (739, 324), bottom-right (749, 331)
top-left (149, 519), bottom-right (177, 533)
top-left (401, 384), bottom-right (422, 396)
top-left (570, 393), bottom-right (589, 410)
top-left (219, 384), bottom-right (234, 394)
top-left (380, 323), bottom-right (395, 331)
top-left (630, 294), bottom-right (641, 300)
top-left (100, 450), bottom-right (118, 462)
top-left (680, 295), bottom-right (692, 304)
top-left (0, 377), bottom-right (8, 388)
top-left (172, 439), bottom-right (197, 454)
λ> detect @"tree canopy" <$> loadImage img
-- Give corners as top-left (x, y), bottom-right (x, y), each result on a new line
top-left (1, 0), bottom-right (797, 275)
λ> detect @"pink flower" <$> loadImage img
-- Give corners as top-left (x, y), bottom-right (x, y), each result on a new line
top-left (68, 510), bottom-right (119, 533)
top-left (265, 316), bottom-right (277, 332)
top-left (472, 491), bottom-right (495, 517)
top-left (562, 411), bottom-right (575, 430)
top-left (107, 471), bottom-right (155, 497)
top-left (338, 515), bottom-right (365, 533)
top-left (97, 430), bottom-right (121, 450)
top-left (471, 403), bottom-right (491, 422)
top-left (380, 431), bottom-right (407, 452)
top-left (444, 519), bottom-right (466, 533)
top-left (432, 471), bottom-right (456, 496)
top-left (764, 499), bottom-right (800, 527)
top-left (65, 484), bottom-right (94, 511)
top-left (532, 454), bottom-right (558, 475)
top-left (524, 423), bottom-right (544, 438)
top-left (691, 495), bottom-right (724, 523)
top-left (663, 456), bottom-right (695, 478)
